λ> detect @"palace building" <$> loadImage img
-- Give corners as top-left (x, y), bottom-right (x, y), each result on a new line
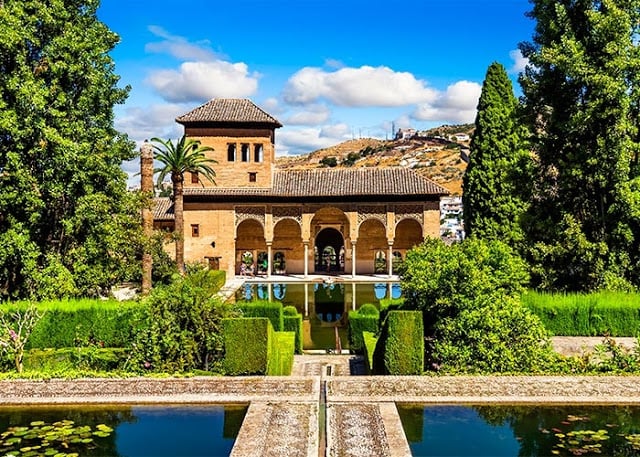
top-left (153, 98), bottom-right (449, 278)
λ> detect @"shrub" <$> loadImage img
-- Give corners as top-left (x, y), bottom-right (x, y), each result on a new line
top-left (238, 300), bottom-right (284, 331)
top-left (399, 238), bottom-right (552, 373)
top-left (362, 331), bottom-right (377, 374)
top-left (267, 331), bottom-right (295, 376)
top-left (223, 318), bottom-right (271, 375)
top-left (131, 268), bottom-right (237, 373)
top-left (23, 347), bottom-right (128, 372)
top-left (2, 299), bottom-right (140, 349)
top-left (348, 304), bottom-right (380, 352)
top-left (373, 311), bottom-right (423, 375)
top-left (379, 297), bottom-right (405, 323)
top-left (283, 306), bottom-right (303, 354)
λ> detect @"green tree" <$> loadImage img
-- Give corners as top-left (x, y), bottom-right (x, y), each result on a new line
top-left (151, 135), bottom-right (216, 274)
top-left (399, 238), bottom-right (552, 373)
top-left (463, 62), bottom-right (530, 247)
top-left (519, 0), bottom-right (640, 291)
top-left (0, 0), bottom-right (141, 298)
top-left (319, 156), bottom-right (337, 167)
top-left (131, 267), bottom-right (237, 373)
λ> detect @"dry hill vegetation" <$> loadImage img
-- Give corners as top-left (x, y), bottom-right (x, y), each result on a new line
top-left (276, 125), bottom-right (473, 195)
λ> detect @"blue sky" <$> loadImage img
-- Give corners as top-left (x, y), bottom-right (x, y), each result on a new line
top-left (96, 0), bottom-right (534, 183)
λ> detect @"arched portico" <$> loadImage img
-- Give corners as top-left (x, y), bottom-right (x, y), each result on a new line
top-left (310, 207), bottom-right (350, 274)
top-left (273, 218), bottom-right (303, 274)
top-left (357, 218), bottom-right (388, 275)
top-left (235, 218), bottom-right (266, 275)
top-left (315, 228), bottom-right (345, 273)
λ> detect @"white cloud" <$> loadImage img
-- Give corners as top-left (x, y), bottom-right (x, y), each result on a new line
top-left (115, 103), bottom-right (185, 143)
top-left (146, 26), bottom-right (218, 62)
top-left (282, 65), bottom-right (437, 107)
top-left (276, 124), bottom-right (351, 156)
top-left (319, 123), bottom-right (350, 139)
top-left (412, 80), bottom-right (482, 124)
top-left (509, 49), bottom-right (528, 74)
top-left (146, 61), bottom-right (259, 103)
top-left (285, 104), bottom-right (331, 125)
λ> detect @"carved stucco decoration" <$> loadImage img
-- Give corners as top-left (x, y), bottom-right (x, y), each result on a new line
top-left (357, 205), bottom-right (387, 229)
top-left (272, 206), bottom-right (302, 226)
top-left (394, 204), bottom-right (424, 226)
top-left (235, 206), bottom-right (265, 228)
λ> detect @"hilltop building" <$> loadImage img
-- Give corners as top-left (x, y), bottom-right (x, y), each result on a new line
top-left (153, 99), bottom-right (449, 278)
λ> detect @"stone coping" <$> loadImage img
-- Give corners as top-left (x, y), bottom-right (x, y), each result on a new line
top-left (1, 375), bottom-right (640, 405)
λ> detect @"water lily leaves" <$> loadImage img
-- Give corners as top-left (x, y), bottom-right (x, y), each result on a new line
top-left (0, 419), bottom-right (113, 457)
top-left (95, 424), bottom-right (113, 433)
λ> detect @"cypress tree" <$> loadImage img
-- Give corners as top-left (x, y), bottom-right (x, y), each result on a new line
top-left (462, 62), bottom-right (530, 247)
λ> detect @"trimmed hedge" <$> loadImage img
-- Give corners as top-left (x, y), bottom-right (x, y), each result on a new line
top-left (379, 297), bottom-right (405, 323)
top-left (237, 300), bottom-right (284, 331)
top-left (362, 331), bottom-right (378, 374)
top-left (348, 304), bottom-right (380, 352)
top-left (268, 331), bottom-right (295, 376)
top-left (222, 317), bottom-right (295, 375)
top-left (23, 348), bottom-right (128, 372)
top-left (283, 306), bottom-right (303, 354)
top-left (373, 311), bottom-right (424, 375)
top-left (223, 318), bottom-right (271, 375)
top-left (1, 299), bottom-right (140, 349)
top-left (523, 291), bottom-right (640, 336)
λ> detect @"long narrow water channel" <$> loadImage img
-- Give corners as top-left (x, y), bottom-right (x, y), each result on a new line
top-left (236, 281), bottom-right (401, 350)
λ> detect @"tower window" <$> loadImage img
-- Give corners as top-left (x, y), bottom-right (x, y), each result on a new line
top-left (191, 224), bottom-right (200, 237)
top-left (241, 143), bottom-right (250, 162)
top-left (191, 171), bottom-right (199, 184)
top-left (248, 172), bottom-right (257, 182)
top-left (227, 143), bottom-right (236, 162)
top-left (254, 144), bottom-right (264, 162)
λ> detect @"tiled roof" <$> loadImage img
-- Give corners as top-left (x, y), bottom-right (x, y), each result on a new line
top-left (176, 98), bottom-right (282, 127)
top-left (153, 197), bottom-right (174, 220)
top-left (274, 168), bottom-right (448, 197)
top-left (183, 168), bottom-right (449, 199)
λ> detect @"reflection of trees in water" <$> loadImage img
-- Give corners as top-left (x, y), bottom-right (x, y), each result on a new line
top-left (474, 405), bottom-right (640, 457)
top-left (0, 406), bottom-right (136, 457)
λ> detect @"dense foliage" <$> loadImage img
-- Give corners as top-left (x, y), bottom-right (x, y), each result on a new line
top-left (0, 0), bottom-right (141, 299)
top-left (131, 268), bottom-right (237, 373)
top-left (463, 62), bottom-right (530, 247)
top-left (399, 238), bottom-right (552, 373)
top-left (519, 0), bottom-right (640, 291)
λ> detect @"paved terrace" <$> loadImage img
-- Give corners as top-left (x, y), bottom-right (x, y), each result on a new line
top-left (3, 355), bottom-right (640, 456)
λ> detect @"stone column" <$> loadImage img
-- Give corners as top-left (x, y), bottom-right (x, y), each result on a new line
top-left (267, 243), bottom-right (273, 277)
top-left (140, 141), bottom-right (154, 295)
top-left (351, 241), bottom-right (357, 277)
top-left (303, 241), bottom-right (309, 278)
top-left (388, 242), bottom-right (394, 278)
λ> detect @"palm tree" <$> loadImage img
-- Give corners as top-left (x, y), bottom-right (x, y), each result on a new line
top-left (152, 135), bottom-right (216, 274)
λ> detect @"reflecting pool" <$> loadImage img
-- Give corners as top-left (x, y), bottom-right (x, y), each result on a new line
top-left (236, 281), bottom-right (402, 350)
top-left (398, 404), bottom-right (640, 457)
top-left (0, 404), bottom-right (247, 457)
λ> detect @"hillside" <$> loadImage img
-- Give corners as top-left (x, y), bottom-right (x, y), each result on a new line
top-left (276, 127), bottom-right (473, 195)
